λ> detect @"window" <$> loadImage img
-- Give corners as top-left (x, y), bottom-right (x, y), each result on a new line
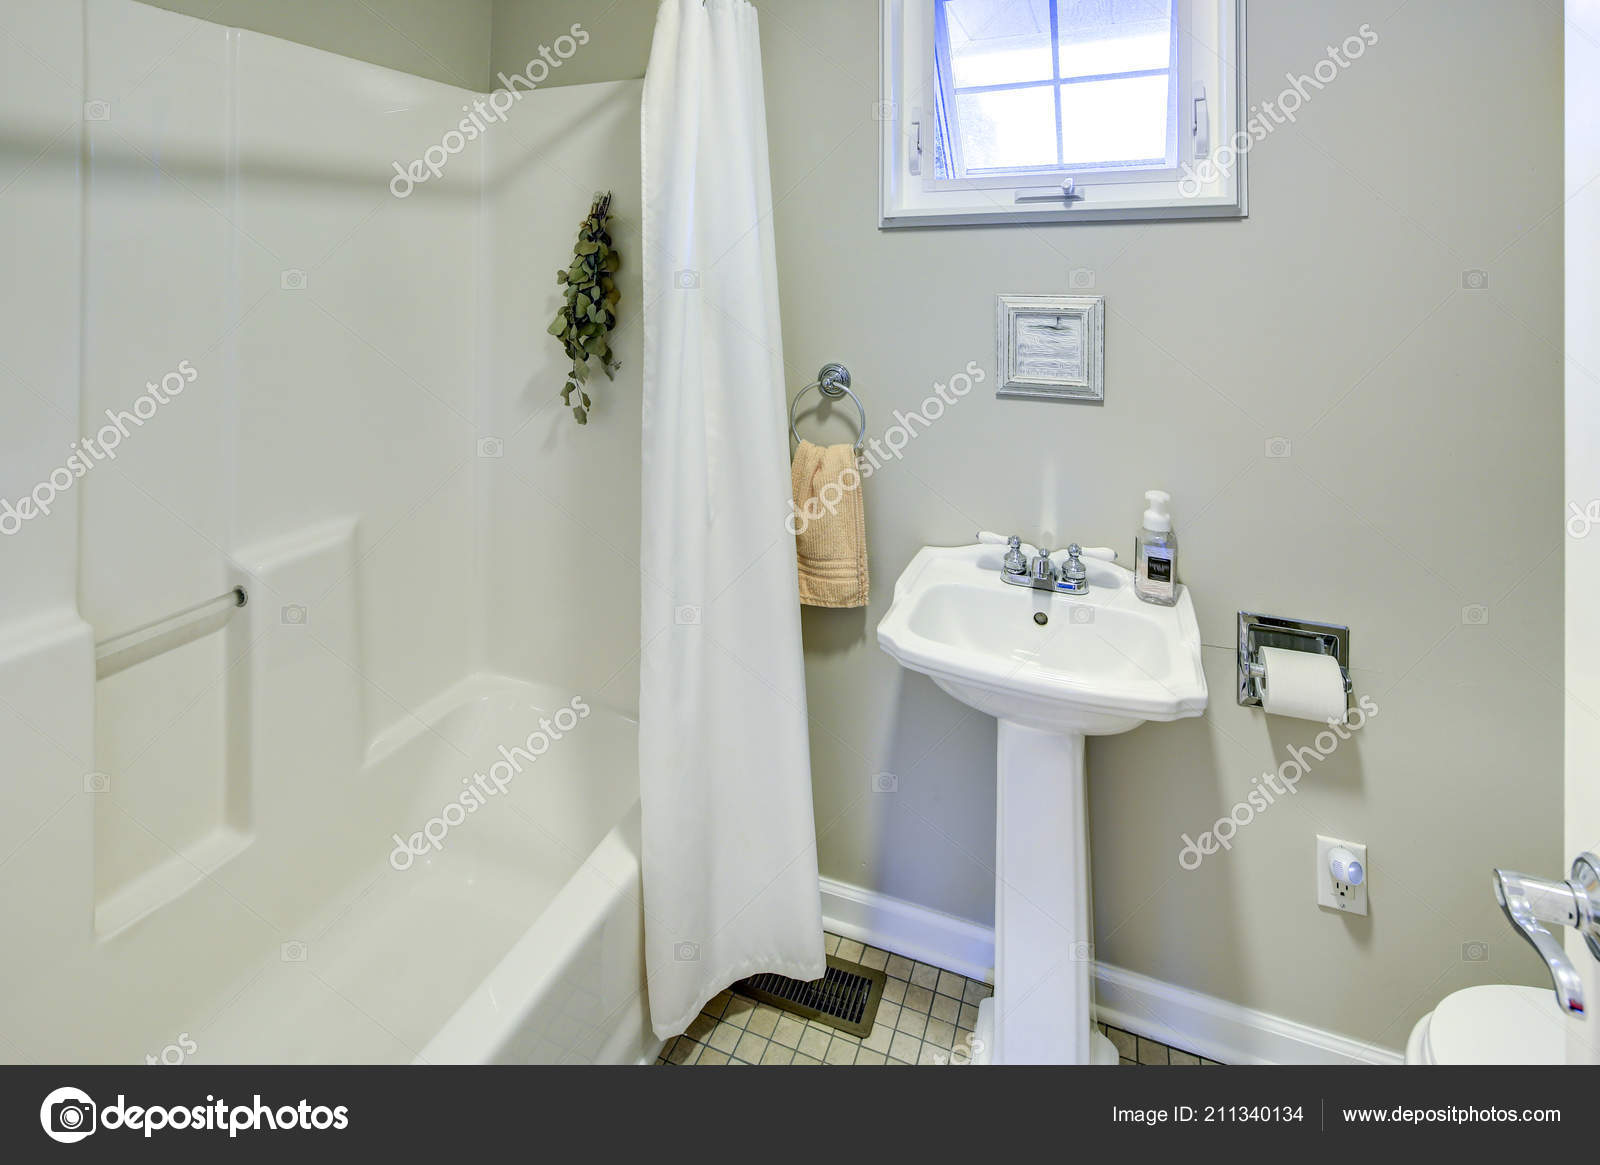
top-left (880, 0), bottom-right (1246, 227)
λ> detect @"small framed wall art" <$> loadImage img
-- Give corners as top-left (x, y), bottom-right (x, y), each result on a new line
top-left (995, 294), bottom-right (1106, 403)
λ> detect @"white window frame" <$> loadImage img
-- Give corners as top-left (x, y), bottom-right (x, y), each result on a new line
top-left (880, 0), bottom-right (1248, 228)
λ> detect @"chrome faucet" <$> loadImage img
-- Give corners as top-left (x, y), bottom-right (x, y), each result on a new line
top-left (1059, 545), bottom-right (1089, 594)
top-left (1002, 535), bottom-right (1028, 578)
top-left (1493, 852), bottom-right (1600, 1016)
top-left (998, 535), bottom-right (1104, 594)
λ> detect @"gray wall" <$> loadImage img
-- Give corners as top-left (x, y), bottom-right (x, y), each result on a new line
top-left (137, 0), bottom-right (493, 89)
top-left (491, 0), bottom-right (655, 86)
top-left (498, 0), bottom-right (1565, 1050)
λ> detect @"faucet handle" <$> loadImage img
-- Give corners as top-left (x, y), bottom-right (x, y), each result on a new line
top-left (1494, 865), bottom-right (1590, 1016)
top-left (1002, 535), bottom-right (1028, 576)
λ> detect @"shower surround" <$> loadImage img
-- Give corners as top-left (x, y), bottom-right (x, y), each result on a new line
top-left (0, 0), bottom-right (651, 1063)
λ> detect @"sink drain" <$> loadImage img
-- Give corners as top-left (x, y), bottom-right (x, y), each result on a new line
top-left (1033, 611), bottom-right (1048, 626)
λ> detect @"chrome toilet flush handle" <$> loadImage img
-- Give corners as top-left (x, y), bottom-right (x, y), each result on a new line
top-left (1493, 852), bottom-right (1600, 1016)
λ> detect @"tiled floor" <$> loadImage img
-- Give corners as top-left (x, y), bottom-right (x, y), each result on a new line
top-left (656, 932), bottom-right (1221, 1067)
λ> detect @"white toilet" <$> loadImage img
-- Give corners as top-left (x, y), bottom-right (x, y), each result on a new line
top-left (1405, 984), bottom-right (1570, 1064)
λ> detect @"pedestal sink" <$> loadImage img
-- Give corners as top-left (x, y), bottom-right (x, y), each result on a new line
top-left (876, 542), bottom-right (1207, 1064)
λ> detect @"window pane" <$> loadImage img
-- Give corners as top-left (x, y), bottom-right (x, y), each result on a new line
top-left (942, 0), bottom-right (1054, 88)
top-left (1058, 74), bottom-right (1170, 166)
top-left (1056, 0), bottom-right (1174, 79)
top-left (954, 86), bottom-right (1059, 171)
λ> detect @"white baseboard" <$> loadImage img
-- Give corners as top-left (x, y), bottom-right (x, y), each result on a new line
top-left (1093, 963), bottom-right (1402, 1066)
top-left (818, 877), bottom-right (1404, 1066)
top-left (819, 877), bottom-right (995, 983)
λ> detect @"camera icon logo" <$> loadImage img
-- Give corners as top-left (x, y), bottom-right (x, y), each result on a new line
top-left (1461, 269), bottom-right (1489, 291)
top-left (40, 1087), bottom-right (96, 1144)
top-left (674, 269), bottom-right (700, 290)
top-left (674, 605), bottom-right (702, 626)
top-left (83, 100), bottom-right (111, 122)
top-left (1265, 436), bottom-right (1292, 459)
top-left (871, 100), bottom-right (896, 121)
top-left (280, 269), bottom-right (308, 291)
top-left (281, 941), bottom-right (308, 963)
top-left (281, 604), bottom-right (307, 626)
top-left (1461, 603), bottom-right (1490, 626)
top-left (871, 772), bottom-right (899, 793)
top-left (674, 941), bottom-right (700, 962)
top-left (83, 771), bottom-right (111, 794)
top-left (1461, 940), bottom-right (1491, 963)
top-left (1069, 267), bottom-right (1096, 289)
top-left (477, 436), bottom-right (504, 459)
top-left (1069, 606), bottom-right (1095, 625)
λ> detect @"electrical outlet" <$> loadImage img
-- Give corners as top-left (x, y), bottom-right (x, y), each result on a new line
top-left (1316, 835), bottom-right (1368, 915)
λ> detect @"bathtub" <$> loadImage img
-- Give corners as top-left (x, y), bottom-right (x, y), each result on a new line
top-left (180, 676), bottom-right (655, 1064)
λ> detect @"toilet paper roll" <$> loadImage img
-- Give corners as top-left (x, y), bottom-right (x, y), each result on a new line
top-left (1259, 646), bottom-right (1348, 724)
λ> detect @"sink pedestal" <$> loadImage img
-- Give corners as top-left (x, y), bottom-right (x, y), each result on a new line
top-left (874, 542), bottom-right (1209, 1062)
top-left (973, 719), bottom-right (1118, 1065)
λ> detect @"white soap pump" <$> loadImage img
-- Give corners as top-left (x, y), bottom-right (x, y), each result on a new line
top-left (1134, 490), bottom-right (1177, 606)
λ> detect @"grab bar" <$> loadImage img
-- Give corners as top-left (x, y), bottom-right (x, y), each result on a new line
top-left (95, 586), bottom-right (248, 680)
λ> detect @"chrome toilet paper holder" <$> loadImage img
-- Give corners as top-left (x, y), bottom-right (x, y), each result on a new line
top-left (1237, 612), bottom-right (1353, 712)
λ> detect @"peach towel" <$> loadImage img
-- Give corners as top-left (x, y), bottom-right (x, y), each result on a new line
top-left (791, 440), bottom-right (868, 608)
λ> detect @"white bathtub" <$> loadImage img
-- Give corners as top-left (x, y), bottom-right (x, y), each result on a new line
top-left (183, 676), bottom-right (654, 1064)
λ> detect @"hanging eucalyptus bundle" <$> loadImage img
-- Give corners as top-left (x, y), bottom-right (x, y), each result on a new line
top-left (549, 192), bottom-right (621, 424)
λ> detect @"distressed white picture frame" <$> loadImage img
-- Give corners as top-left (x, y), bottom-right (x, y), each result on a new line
top-left (996, 294), bottom-right (1106, 403)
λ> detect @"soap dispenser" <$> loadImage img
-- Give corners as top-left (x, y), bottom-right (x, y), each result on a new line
top-left (1134, 490), bottom-right (1177, 606)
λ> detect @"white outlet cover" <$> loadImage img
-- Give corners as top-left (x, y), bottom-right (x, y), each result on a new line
top-left (1316, 834), bottom-right (1368, 915)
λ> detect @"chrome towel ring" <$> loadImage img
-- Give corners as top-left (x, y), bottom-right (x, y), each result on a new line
top-left (789, 363), bottom-right (866, 453)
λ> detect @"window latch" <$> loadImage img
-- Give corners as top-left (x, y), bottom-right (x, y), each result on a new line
top-left (908, 118), bottom-right (922, 176)
top-left (1014, 179), bottom-right (1086, 205)
top-left (1193, 82), bottom-right (1210, 159)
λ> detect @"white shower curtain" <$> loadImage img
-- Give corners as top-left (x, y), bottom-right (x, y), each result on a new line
top-left (638, 0), bottom-right (826, 1039)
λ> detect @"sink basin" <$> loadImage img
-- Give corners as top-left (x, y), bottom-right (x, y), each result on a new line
top-left (876, 541), bottom-right (1208, 1064)
top-left (878, 543), bottom-right (1206, 735)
